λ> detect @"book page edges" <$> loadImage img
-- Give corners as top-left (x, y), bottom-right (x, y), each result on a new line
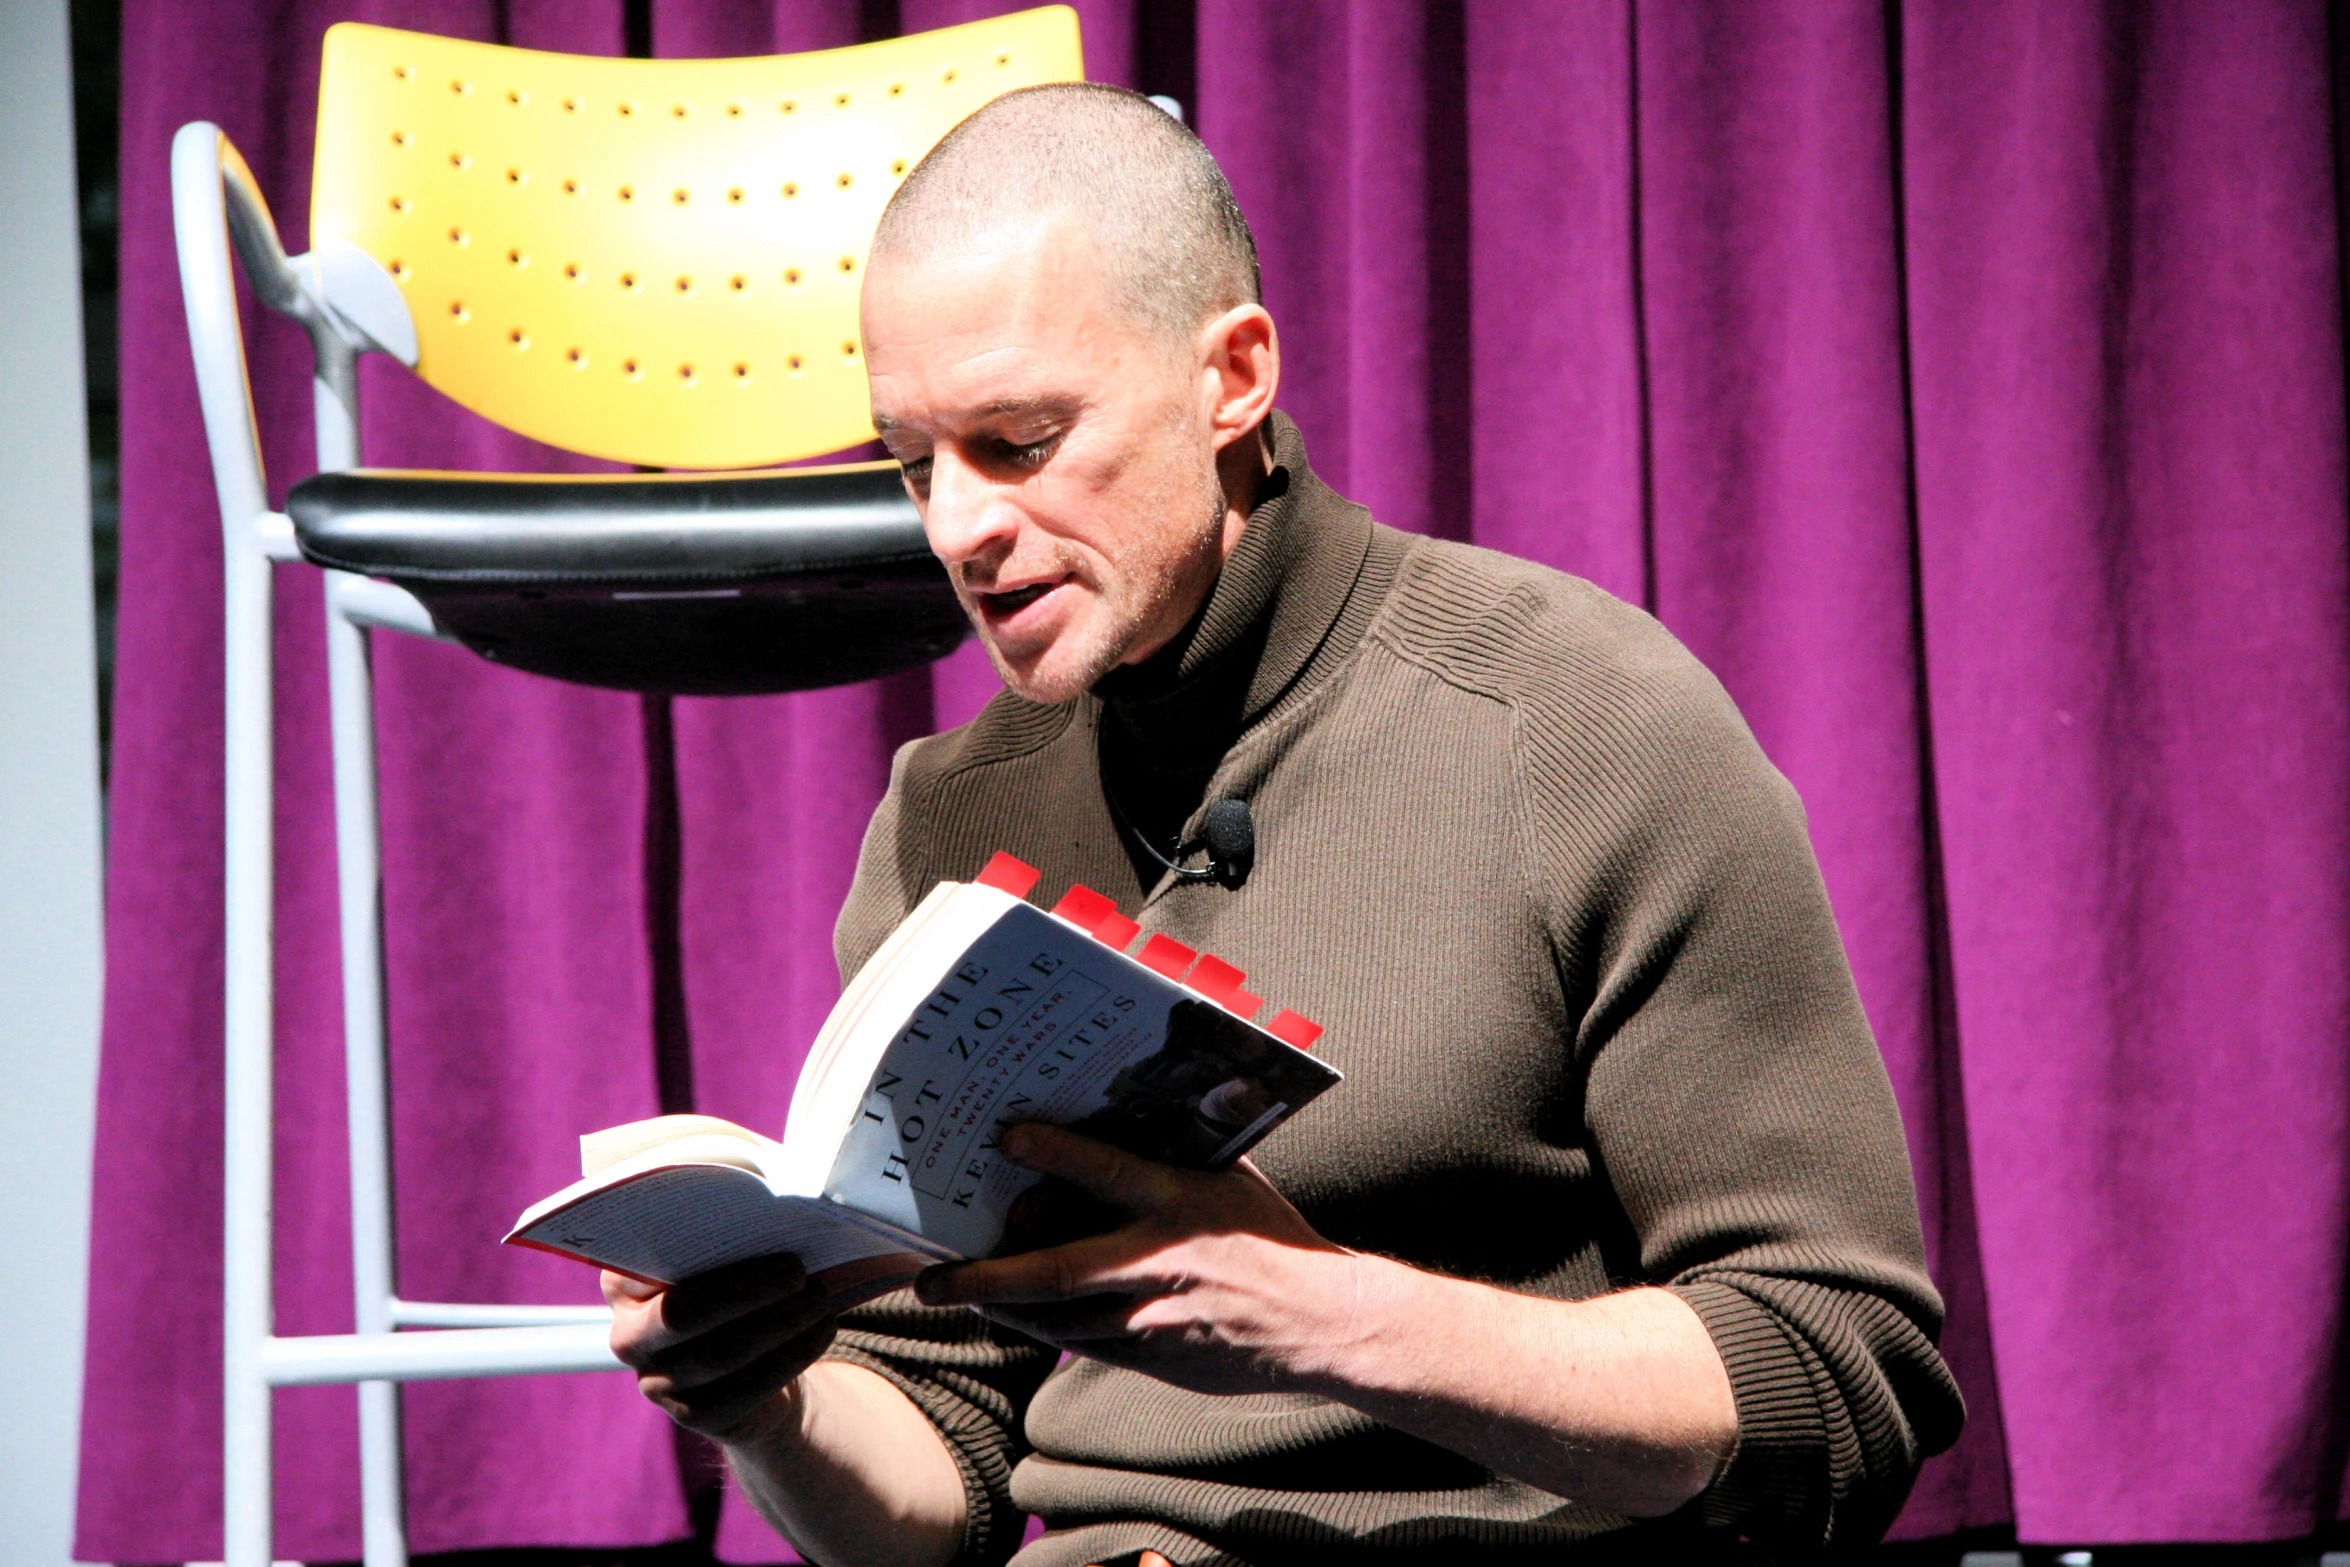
top-left (506, 1222), bottom-right (944, 1297)
top-left (503, 1170), bottom-right (960, 1281)
top-left (510, 1137), bottom-right (785, 1240)
top-left (580, 1114), bottom-right (778, 1178)
top-left (503, 1230), bottom-right (671, 1288)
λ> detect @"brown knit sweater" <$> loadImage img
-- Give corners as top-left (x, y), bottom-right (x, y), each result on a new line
top-left (823, 416), bottom-right (1963, 1566)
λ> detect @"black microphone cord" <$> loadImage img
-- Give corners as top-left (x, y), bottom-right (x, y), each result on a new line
top-left (1098, 759), bottom-right (1255, 891)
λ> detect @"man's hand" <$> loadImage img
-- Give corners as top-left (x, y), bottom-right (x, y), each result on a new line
top-left (604, 1252), bottom-right (838, 1441)
top-left (916, 1122), bottom-right (1738, 1516)
top-left (608, 1254), bottom-right (968, 1567)
top-left (914, 1123), bottom-right (1363, 1395)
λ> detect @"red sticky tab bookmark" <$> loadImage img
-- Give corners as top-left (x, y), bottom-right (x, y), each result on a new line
top-left (1136, 933), bottom-right (1198, 979)
top-left (1186, 954), bottom-right (1248, 1008)
top-left (1095, 912), bottom-right (1142, 952)
top-left (1049, 883), bottom-right (1120, 933)
top-left (1265, 1009), bottom-right (1324, 1051)
top-left (974, 851), bottom-right (1040, 899)
top-left (1226, 988), bottom-right (1264, 1020)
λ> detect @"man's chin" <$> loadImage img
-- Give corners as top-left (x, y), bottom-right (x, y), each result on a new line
top-left (977, 629), bottom-right (1124, 707)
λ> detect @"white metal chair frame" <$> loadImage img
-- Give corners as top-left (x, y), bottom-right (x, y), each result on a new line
top-left (173, 123), bottom-right (622, 1567)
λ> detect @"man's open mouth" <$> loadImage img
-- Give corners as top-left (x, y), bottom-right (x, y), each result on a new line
top-left (981, 583), bottom-right (1054, 615)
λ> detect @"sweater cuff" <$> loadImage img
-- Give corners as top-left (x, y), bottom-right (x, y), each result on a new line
top-left (1668, 1278), bottom-right (1832, 1542)
top-left (821, 1343), bottom-right (1023, 1567)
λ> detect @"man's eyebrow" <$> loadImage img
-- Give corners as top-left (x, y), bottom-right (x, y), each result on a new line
top-left (974, 396), bottom-right (1076, 418)
top-left (872, 396), bottom-right (1083, 437)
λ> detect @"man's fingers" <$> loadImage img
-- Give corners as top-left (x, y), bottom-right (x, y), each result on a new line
top-left (657, 1251), bottom-right (807, 1339)
top-left (974, 1293), bottom-right (1147, 1342)
top-left (998, 1177), bottom-right (1123, 1254)
top-left (1002, 1124), bottom-right (1181, 1213)
top-left (602, 1270), bottom-right (662, 1305)
top-left (917, 1229), bottom-right (1148, 1308)
top-left (647, 1318), bottom-right (838, 1440)
top-left (632, 1283), bottom-right (835, 1387)
top-left (609, 1251), bottom-right (807, 1362)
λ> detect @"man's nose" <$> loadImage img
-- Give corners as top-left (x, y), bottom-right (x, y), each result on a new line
top-left (920, 448), bottom-right (1019, 568)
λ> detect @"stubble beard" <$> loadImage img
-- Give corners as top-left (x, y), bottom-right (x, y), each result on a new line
top-left (965, 468), bottom-right (1229, 707)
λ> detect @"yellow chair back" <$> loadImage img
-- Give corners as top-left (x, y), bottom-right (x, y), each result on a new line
top-left (309, 9), bottom-right (1083, 469)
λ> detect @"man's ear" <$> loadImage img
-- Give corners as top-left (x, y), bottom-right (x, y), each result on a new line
top-left (1199, 303), bottom-right (1280, 453)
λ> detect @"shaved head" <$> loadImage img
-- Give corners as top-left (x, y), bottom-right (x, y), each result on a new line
top-left (871, 82), bottom-right (1261, 346)
top-left (858, 84), bottom-right (1282, 706)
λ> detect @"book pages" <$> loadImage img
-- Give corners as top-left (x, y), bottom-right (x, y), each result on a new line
top-left (508, 1163), bottom-right (916, 1284)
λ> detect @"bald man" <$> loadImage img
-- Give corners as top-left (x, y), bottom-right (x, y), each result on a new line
top-left (606, 84), bottom-right (1962, 1567)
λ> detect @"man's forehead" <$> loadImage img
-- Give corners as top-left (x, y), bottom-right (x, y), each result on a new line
top-left (864, 325), bottom-right (1093, 429)
top-left (869, 209), bottom-right (1087, 307)
top-left (863, 221), bottom-right (1159, 430)
top-left (867, 211), bottom-right (1142, 336)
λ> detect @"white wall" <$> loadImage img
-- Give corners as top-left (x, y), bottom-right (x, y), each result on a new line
top-left (0, 2), bottom-right (108, 1563)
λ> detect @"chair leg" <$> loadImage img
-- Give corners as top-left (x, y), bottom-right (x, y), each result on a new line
top-left (222, 537), bottom-right (276, 1567)
top-left (357, 1380), bottom-right (409, 1567)
top-left (326, 575), bottom-right (411, 1567)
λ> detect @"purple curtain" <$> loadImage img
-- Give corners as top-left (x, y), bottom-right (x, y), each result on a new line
top-left (78, 1), bottom-right (2348, 1560)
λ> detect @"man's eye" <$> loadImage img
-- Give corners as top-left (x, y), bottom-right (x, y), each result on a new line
top-left (898, 455), bottom-right (933, 484)
top-left (1003, 435), bottom-right (1059, 469)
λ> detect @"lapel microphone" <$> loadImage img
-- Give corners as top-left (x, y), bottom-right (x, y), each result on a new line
top-left (1106, 786), bottom-right (1256, 891)
top-left (1184, 798), bottom-right (1257, 890)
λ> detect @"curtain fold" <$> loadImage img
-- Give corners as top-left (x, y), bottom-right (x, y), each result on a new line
top-left (1627, 2), bottom-right (2013, 1532)
top-left (1901, 0), bottom-right (2350, 1540)
top-left (80, 1), bottom-right (2349, 1559)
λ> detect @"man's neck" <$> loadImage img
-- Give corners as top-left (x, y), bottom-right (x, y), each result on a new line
top-left (1213, 420), bottom-right (1277, 561)
top-left (1113, 424), bottom-right (1278, 676)
top-left (1094, 424), bottom-right (1291, 891)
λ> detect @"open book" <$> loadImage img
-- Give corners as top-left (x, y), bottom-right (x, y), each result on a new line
top-left (507, 853), bottom-right (1341, 1302)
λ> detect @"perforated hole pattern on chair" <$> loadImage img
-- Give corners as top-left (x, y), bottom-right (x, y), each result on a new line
top-left (309, 7), bottom-right (1084, 470)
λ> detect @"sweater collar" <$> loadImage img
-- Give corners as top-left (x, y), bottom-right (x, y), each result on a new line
top-left (1093, 412), bottom-right (1374, 770)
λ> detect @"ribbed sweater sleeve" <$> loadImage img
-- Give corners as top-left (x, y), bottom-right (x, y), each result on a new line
top-left (1494, 570), bottom-right (1965, 1547)
top-left (827, 1291), bottom-right (1058, 1567)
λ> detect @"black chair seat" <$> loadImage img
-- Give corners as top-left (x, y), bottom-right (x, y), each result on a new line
top-left (286, 462), bottom-right (968, 695)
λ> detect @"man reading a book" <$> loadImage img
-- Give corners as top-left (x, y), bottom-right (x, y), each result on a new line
top-left (604, 84), bottom-right (1963, 1567)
